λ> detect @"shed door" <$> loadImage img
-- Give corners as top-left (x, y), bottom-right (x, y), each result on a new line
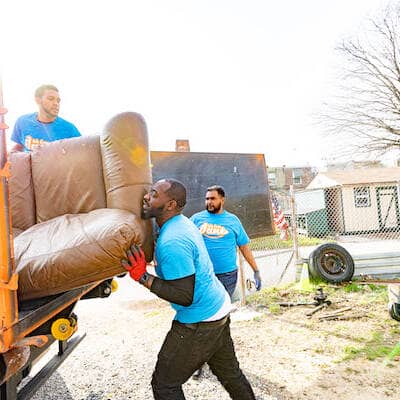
top-left (376, 186), bottom-right (400, 230)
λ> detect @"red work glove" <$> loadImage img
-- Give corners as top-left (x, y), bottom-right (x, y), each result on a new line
top-left (121, 245), bottom-right (146, 281)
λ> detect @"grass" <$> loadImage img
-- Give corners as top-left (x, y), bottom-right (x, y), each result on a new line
top-left (268, 303), bottom-right (281, 314)
top-left (385, 341), bottom-right (400, 364)
top-left (344, 282), bottom-right (388, 299)
top-left (247, 281), bottom-right (389, 310)
top-left (342, 282), bottom-right (365, 293)
top-left (249, 234), bottom-right (326, 251)
top-left (246, 281), bottom-right (328, 310)
top-left (342, 332), bottom-right (395, 361)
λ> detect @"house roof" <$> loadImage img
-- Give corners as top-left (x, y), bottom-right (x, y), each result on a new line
top-left (307, 167), bottom-right (400, 189)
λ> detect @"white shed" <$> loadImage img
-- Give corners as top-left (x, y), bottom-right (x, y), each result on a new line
top-left (307, 168), bottom-right (400, 235)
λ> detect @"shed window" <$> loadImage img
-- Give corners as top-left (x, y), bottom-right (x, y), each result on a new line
top-left (293, 169), bottom-right (302, 184)
top-left (354, 187), bottom-right (371, 207)
top-left (268, 172), bottom-right (276, 185)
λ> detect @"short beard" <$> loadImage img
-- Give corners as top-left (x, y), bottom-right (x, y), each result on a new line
top-left (141, 205), bottom-right (164, 220)
top-left (43, 105), bottom-right (59, 119)
top-left (206, 204), bottom-right (221, 214)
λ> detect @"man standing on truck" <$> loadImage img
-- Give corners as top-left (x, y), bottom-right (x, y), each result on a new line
top-left (121, 178), bottom-right (256, 400)
top-left (191, 185), bottom-right (262, 298)
top-left (10, 84), bottom-right (81, 152)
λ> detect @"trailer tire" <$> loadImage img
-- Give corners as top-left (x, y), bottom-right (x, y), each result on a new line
top-left (309, 243), bottom-right (354, 283)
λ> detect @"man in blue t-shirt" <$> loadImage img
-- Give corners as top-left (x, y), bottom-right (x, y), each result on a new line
top-left (121, 178), bottom-right (256, 400)
top-left (191, 185), bottom-right (262, 298)
top-left (10, 84), bottom-right (81, 152)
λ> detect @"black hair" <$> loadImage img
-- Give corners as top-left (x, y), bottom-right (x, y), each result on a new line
top-left (165, 178), bottom-right (187, 210)
top-left (206, 185), bottom-right (225, 198)
top-left (35, 84), bottom-right (59, 98)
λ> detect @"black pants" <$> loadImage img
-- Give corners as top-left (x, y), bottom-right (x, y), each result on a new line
top-left (151, 316), bottom-right (255, 400)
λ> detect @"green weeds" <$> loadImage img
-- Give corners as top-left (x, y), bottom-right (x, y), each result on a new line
top-left (341, 332), bottom-right (398, 361)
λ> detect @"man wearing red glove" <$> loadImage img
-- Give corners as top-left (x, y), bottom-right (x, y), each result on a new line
top-left (121, 178), bottom-right (256, 400)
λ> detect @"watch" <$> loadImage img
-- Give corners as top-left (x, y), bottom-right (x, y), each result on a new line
top-left (139, 272), bottom-right (151, 285)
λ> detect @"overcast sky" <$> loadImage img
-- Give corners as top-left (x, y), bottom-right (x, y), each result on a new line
top-left (1, 0), bottom-right (389, 168)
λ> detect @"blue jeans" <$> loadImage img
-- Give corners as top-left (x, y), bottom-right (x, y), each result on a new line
top-left (216, 270), bottom-right (238, 299)
top-left (151, 317), bottom-right (255, 399)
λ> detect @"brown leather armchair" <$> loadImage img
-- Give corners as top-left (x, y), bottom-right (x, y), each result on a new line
top-left (9, 112), bottom-right (153, 301)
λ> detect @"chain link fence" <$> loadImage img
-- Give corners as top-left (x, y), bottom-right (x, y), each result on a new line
top-left (285, 185), bottom-right (400, 242)
top-left (242, 184), bottom-right (400, 290)
top-left (250, 184), bottom-right (400, 252)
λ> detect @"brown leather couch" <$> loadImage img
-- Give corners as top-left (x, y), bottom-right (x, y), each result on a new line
top-left (9, 112), bottom-right (153, 301)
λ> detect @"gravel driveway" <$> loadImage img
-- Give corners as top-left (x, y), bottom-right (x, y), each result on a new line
top-left (24, 275), bottom-right (400, 400)
top-left (27, 277), bottom-right (278, 400)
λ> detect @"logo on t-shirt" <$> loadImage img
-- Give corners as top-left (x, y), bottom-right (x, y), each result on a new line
top-left (24, 136), bottom-right (48, 151)
top-left (199, 223), bottom-right (228, 239)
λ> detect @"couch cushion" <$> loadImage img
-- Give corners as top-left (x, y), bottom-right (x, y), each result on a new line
top-left (31, 135), bottom-right (107, 223)
top-left (9, 152), bottom-right (36, 230)
top-left (15, 208), bottom-right (143, 300)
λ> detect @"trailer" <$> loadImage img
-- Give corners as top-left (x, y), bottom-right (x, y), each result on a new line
top-left (0, 84), bottom-right (118, 399)
top-left (0, 281), bottom-right (116, 400)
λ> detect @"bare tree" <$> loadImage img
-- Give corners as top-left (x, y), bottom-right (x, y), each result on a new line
top-left (320, 4), bottom-right (400, 161)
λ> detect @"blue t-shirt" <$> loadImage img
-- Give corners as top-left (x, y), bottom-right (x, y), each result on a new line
top-left (190, 210), bottom-right (250, 274)
top-left (155, 214), bottom-right (226, 323)
top-left (11, 113), bottom-right (81, 152)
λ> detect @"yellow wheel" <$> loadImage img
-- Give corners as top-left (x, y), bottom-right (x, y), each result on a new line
top-left (111, 279), bottom-right (118, 292)
top-left (51, 318), bottom-right (74, 341)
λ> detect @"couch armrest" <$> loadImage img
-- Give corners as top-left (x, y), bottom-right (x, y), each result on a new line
top-left (101, 112), bottom-right (153, 261)
top-left (15, 208), bottom-right (143, 301)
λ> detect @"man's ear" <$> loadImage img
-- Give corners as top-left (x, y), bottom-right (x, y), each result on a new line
top-left (167, 199), bottom-right (177, 211)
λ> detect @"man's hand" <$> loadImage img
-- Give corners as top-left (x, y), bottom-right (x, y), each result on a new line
top-left (121, 245), bottom-right (146, 281)
top-left (254, 270), bottom-right (262, 291)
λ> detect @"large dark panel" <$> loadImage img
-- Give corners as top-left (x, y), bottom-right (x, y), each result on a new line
top-left (150, 151), bottom-right (274, 238)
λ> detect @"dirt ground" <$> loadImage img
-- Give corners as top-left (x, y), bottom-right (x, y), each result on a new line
top-left (29, 280), bottom-right (400, 400)
top-left (235, 284), bottom-right (400, 400)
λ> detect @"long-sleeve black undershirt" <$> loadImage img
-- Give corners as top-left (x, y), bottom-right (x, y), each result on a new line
top-left (150, 274), bottom-right (195, 306)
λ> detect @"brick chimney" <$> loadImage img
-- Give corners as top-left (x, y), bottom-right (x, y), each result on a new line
top-left (175, 139), bottom-right (190, 152)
